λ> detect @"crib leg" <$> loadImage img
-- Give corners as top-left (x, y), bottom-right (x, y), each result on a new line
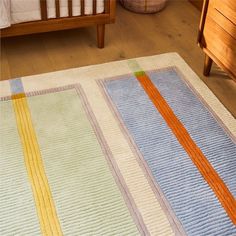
top-left (97, 24), bottom-right (105, 48)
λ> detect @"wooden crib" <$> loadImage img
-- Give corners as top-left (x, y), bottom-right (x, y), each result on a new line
top-left (0, 0), bottom-right (116, 48)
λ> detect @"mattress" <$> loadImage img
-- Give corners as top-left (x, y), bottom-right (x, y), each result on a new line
top-left (0, 0), bottom-right (104, 28)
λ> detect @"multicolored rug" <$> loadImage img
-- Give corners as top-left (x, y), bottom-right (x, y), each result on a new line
top-left (0, 53), bottom-right (235, 236)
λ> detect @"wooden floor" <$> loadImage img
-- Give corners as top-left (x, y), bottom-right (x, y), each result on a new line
top-left (1, 1), bottom-right (236, 117)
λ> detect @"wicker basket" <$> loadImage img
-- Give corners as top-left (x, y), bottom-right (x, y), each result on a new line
top-left (120, 0), bottom-right (167, 13)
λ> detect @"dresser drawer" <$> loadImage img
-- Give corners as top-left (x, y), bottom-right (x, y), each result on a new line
top-left (210, 0), bottom-right (236, 26)
top-left (202, 16), bottom-right (236, 76)
top-left (208, 0), bottom-right (236, 39)
top-left (214, 0), bottom-right (236, 11)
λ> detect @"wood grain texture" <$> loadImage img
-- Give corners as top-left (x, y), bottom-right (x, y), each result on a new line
top-left (207, 2), bottom-right (236, 39)
top-left (0, 0), bottom-right (116, 38)
top-left (213, 0), bottom-right (236, 25)
top-left (68, 0), bottom-right (73, 17)
top-left (93, 0), bottom-right (97, 15)
top-left (0, 14), bottom-right (112, 37)
top-left (55, 0), bottom-right (60, 18)
top-left (198, 0), bottom-right (236, 80)
top-left (104, 0), bottom-right (110, 13)
top-left (109, 0), bottom-right (116, 19)
top-left (1, 1), bottom-right (236, 117)
top-left (202, 17), bottom-right (236, 76)
top-left (81, 0), bottom-right (85, 15)
top-left (203, 54), bottom-right (213, 76)
top-left (97, 24), bottom-right (105, 48)
top-left (40, 0), bottom-right (48, 20)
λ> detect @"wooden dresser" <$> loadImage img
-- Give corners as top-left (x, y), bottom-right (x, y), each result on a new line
top-left (198, 0), bottom-right (236, 80)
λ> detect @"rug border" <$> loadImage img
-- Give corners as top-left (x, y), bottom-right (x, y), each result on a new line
top-left (0, 53), bottom-right (235, 139)
top-left (1, 53), bottom-right (235, 235)
top-left (76, 84), bottom-right (149, 236)
top-left (97, 77), bottom-right (188, 236)
top-left (14, 84), bottom-right (150, 235)
top-left (97, 66), bottom-right (236, 231)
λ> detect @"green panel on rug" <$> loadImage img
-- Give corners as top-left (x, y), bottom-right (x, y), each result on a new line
top-left (0, 101), bottom-right (41, 235)
top-left (27, 89), bottom-right (139, 236)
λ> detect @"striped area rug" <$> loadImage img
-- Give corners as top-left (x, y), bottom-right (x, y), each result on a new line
top-left (0, 53), bottom-right (235, 236)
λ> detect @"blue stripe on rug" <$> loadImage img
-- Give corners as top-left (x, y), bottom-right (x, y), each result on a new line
top-left (103, 71), bottom-right (236, 236)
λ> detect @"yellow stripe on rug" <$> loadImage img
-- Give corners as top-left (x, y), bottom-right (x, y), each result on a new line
top-left (12, 94), bottom-right (62, 236)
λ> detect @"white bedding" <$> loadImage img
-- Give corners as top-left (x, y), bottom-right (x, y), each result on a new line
top-left (0, 0), bottom-right (104, 29)
top-left (0, 0), bottom-right (11, 28)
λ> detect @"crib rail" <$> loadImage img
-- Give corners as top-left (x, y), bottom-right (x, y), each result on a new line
top-left (0, 0), bottom-right (116, 45)
top-left (39, 0), bottom-right (111, 20)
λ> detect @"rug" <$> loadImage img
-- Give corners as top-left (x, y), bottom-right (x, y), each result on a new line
top-left (0, 53), bottom-right (235, 236)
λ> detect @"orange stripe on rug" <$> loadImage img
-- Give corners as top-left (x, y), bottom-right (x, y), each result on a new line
top-left (134, 71), bottom-right (236, 225)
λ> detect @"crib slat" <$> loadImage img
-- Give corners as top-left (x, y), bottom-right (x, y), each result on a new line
top-left (93, 0), bottom-right (97, 15)
top-left (104, 0), bottom-right (110, 13)
top-left (55, 0), bottom-right (60, 18)
top-left (81, 0), bottom-right (85, 15)
top-left (40, 0), bottom-right (48, 20)
top-left (109, 0), bottom-right (116, 19)
top-left (68, 0), bottom-right (72, 17)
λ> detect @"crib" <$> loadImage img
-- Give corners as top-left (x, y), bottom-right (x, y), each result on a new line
top-left (0, 0), bottom-right (116, 48)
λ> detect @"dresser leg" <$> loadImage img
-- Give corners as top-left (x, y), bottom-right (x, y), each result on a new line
top-left (203, 55), bottom-right (213, 76)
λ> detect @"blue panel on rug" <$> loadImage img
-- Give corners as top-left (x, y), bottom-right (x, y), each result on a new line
top-left (9, 78), bottom-right (24, 95)
top-left (103, 69), bottom-right (236, 236)
top-left (146, 68), bottom-right (236, 198)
